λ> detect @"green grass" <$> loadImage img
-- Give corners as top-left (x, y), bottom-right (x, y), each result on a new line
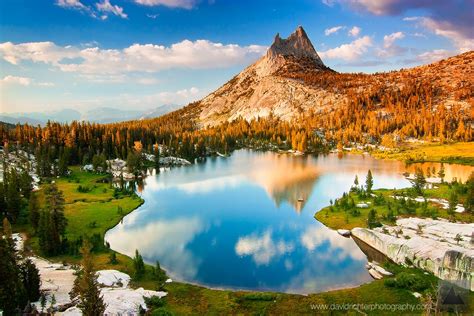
top-left (34, 166), bottom-right (143, 242)
top-left (372, 142), bottom-right (474, 166)
top-left (15, 167), bottom-right (473, 315)
top-left (162, 274), bottom-right (427, 315)
top-left (316, 184), bottom-right (473, 230)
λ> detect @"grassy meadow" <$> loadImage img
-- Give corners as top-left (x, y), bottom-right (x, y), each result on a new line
top-left (372, 142), bottom-right (474, 166)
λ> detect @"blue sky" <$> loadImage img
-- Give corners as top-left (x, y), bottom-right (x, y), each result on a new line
top-left (1, 0), bottom-right (472, 113)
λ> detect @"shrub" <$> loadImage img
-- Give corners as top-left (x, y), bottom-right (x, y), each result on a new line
top-left (241, 293), bottom-right (276, 301)
top-left (384, 272), bottom-right (430, 292)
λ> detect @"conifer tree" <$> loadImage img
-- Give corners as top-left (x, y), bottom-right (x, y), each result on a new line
top-left (133, 249), bottom-right (145, 279)
top-left (0, 218), bottom-right (27, 314)
top-left (28, 193), bottom-right (41, 233)
top-left (70, 239), bottom-right (106, 316)
top-left (20, 258), bottom-right (41, 302)
top-left (365, 170), bottom-right (373, 194)
top-left (411, 168), bottom-right (426, 195)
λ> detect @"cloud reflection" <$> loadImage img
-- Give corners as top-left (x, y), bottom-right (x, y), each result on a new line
top-left (300, 226), bottom-right (366, 261)
top-left (106, 217), bottom-right (204, 280)
top-left (235, 230), bottom-right (294, 266)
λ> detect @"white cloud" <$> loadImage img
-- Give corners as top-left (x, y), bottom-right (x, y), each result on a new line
top-left (327, 1), bottom-right (474, 53)
top-left (402, 16), bottom-right (420, 22)
top-left (96, 0), bottom-right (128, 19)
top-left (323, 0), bottom-right (431, 15)
top-left (56, 0), bottom-right (87, 10)
top-left (0, 75), bottom-right (55, 87)
top-left (0, 40), bottom-right (266, 76)
top-left (134, 0), bottom-right (197, 9)
top-left (325, 26), bottom-right (345, 36)
top-left (416, 49), bottom-right (453, 64)
top-left (383, 32), bottom-right (404, 48)
top-left (319, 36), bottom-right (372, 60)
top-left (348, 26), bottom-right (361, 37)
top-left (147, 87), bottom-right (201, 105)
top-left (37, 82), bottom-right (56, 87)
top-left (411, 32), bottom-right (426, 38)
top-left (56, 0), bottom-right (96, 17)
top-left (235, 230), bottom-right (294, 266)
top-left (404, 16), bottom-right (474, 52)
top-left (1, 75), bottom-right (31, 86)
top-left (419, 17), bottom-right (474, 52)
top-left (146, 13), bottom-right (160, 19)
top-left (377, 31), bottom-right (406, 57)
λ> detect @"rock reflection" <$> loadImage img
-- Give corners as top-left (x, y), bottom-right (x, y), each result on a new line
top-left (247, 153), bottom-right (319, 213)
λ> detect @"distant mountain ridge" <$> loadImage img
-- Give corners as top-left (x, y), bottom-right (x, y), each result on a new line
top-left (0, 104), bottom-right (183, 125)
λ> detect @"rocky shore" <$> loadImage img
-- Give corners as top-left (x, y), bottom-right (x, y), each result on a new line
top-left (351, 218), bottom-right (474, 291)
top-left (13, 234), bottom-right (166, 314)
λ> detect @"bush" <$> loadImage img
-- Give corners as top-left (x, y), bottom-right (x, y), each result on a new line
top-left (108, 252), bottom-right (118, 264)
top-left (151, 308), bottom-right (174, 316)
top-left (77, 185), bottom-right (91, 193)
top-left (240, 293), bottom-right (276, 301)
top-left (384, 272), bottom-right (430, 292)
top-left (145, 295), bottom-right (166, 308)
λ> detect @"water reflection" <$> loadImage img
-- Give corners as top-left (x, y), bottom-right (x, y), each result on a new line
top-left (105, 150), bottom-right (473, 294)
top-left (107, 216), bottom-right (205, 280)
top-left (247, 154), bottom-right (319, 213)
top-left (235, 230), bottom-right (295, 266)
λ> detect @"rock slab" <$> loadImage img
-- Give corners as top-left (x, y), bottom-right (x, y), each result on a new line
top-left (351, 218), bottom-right (474, 291)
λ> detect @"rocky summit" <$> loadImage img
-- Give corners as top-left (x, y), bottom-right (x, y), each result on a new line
top-left (183, 25), bottom-right (473, 128)
top-left (262, 26), bottom-right (327, 75)
top-left (196, 26), bottom-right (339, 126)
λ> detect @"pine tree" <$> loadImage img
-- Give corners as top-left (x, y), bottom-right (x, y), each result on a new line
top-left (154, 145), bottom-right (161, 171)
top-left (38, 210), bottom-right (54, 255)
top-left (133, 249), bottom-right (145, 279)
top-left (5, 169), bottom-right (22, 222)
top-left (70, 239), bottom-right (107, 316)
top-left (19, 169), bottom-right (33, 199)
top-left (448, 191), bottom-right (458, 218)
top-left (464, 172), bottom-right (474, 212)
top-left (411, 167), bottom-right (426, 195)
top-left (365, 170), bottom-right (374, 194)
top-left (20, 258), bottom-right (41, 302)
top-left (0, 218), bottom-right (27, 314)
top-left (45, 183), bottom-right (67, 237)
top-left (0, 183), bottom-right (6, 218)
top-left (38, 183), bottom-right (67, 255)
top-left (438, 163), bottom-right (445, 183)
top-left (28, 193), bottom-right (41, 233)
top-left (367, 209), bottom-right (380, 228)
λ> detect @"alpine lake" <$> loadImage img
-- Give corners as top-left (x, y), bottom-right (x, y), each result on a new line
top-left (105, 150), bottom-right (472, 294)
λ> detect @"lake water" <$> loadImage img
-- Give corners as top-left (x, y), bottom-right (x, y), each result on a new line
top-left (105, 150), bottom-right (471, 294)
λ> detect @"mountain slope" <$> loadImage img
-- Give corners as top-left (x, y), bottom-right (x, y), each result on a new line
top-left (180, 26), bottom-right (473, 127)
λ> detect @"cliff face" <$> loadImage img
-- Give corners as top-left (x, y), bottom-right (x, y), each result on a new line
top-left (351, 218), bottom-right (474, 291)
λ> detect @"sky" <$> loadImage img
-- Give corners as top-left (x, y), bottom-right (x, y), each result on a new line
top-left (0, 0), bottom-right (473, 114)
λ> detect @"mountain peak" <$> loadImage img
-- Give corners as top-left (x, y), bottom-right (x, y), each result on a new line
top-left (266, 26), bottom-right (324, 65)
